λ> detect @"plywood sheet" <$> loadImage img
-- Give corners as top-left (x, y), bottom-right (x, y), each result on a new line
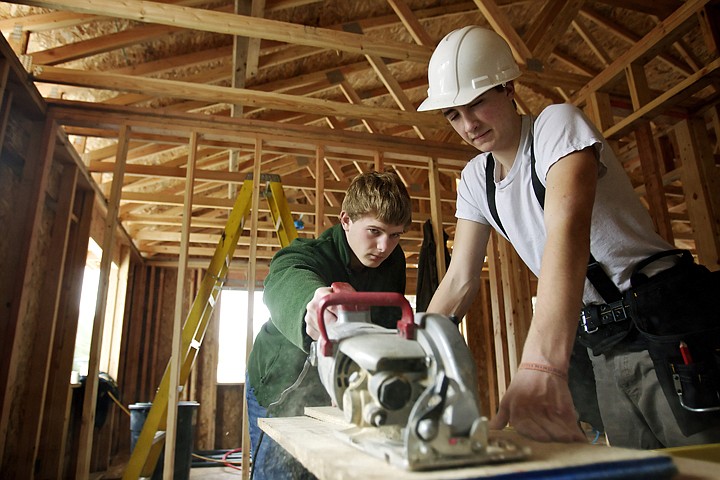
top-left (259, 406), bottom-right (677, 480)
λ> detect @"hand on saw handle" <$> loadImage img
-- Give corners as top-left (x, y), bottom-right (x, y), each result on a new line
top-left (305, 284), bottom-right (356, 340)
top-left (488, 368), bottom-right (586, 443)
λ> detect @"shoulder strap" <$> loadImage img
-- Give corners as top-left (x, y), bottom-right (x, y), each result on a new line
top-left (529, 140), bottom-right (545, 209)
top-left (486, 128), bottom-right (623, 303)
top-left (485, 154), bottom-right (508, 238)
top-left (485, 139), bottom-right (544, 237)
top-left (586, 257), bottom-right (622, 302)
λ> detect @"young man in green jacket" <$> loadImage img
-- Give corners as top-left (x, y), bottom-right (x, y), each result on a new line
top-left (246, 170), bottom-right (412, 479)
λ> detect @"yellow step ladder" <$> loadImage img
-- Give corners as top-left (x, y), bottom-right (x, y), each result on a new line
top-left (123, 173), bottom-right (297, 480)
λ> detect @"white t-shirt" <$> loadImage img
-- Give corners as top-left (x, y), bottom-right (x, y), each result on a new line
top-left (456, 103), bottom-right (675, 304)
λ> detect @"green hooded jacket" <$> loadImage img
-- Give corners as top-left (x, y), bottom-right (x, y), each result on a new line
top-left (246, 223), bottom-right (406, 415)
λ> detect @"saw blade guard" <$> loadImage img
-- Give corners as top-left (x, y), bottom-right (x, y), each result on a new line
top-left (403, 312), bottom-right (487, 468)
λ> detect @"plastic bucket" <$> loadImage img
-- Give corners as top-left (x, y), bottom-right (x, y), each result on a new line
top-left (129, 401), bottom-right (200, 480)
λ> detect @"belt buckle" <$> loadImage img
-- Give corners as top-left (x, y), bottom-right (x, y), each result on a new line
top-left (581, 309), bottom-right (598, 334)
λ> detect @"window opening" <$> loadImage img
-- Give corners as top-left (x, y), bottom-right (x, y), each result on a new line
top-left (217, 289), bottom-right (268, 384)
top-left (72, 238), bottom-right (119, 382)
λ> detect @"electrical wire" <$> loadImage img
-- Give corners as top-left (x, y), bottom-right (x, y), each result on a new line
top-left (222, 448), bottom-right (243, 471)
top-left (191, 450), bottom-right (243, 475)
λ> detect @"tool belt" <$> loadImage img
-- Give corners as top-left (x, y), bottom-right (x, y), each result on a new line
top-left (578, 249), bottom-right (720, 436)
top-left (579, 299), bottom-right (635, 356)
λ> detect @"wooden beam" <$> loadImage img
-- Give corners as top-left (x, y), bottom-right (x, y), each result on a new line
top-left (0, 10), bottom-right (98, 32)
top-left (472, 0), bottom-right (534, 64)
top-left (698, 3), bottom-right (720, 58)
top-left (89, 159), bottom-right (455, 201)
top-left (46, 100), bottom-right (475, 163)
top-left (603, 57), bottom-right (720, 139)
top-left (228, 0), bottom-right (260, 114)
top-left (596, 0), bottom-right (681, 18)
top-left (104, 246), bottom-right (130, 379)
top-left (486, 234), bottom-right (510, 400)
top-left (464, 278), bottom-right (498, 417)
top-left (625, 62), bottom-right (652, 111)
top-left (241, 137), bottom-right (263, 480)
top-left (674, 117), bottom-right (720, 269)
top-left (163, 129), bottom-right (198, 477)
top-left (386, 0), bottom-right (434, 46)
top-left (76, 124), bottom-right (130, 479)
top-left (30, 23), bottom-right (181, 66)
top-left (572, 0), bottom-right (711, 106)
top-left (584, 91), bottom-right (620, 152)
top-left (428, 157), bottom-right (447, 281)
top-left (0, 0), bottom-right (248, 32)
top-left (315, 145), bottom-right (325, 236)
top-left (497, 237), bottom-right (533, 374)
top-left (585, 91), bottom-right (614, 130)
top-left (13, 0), bottom-right (431, 63)
top-left (518, 66), bottom-right (592, 91)
top-left (33, 66), bottom-right (444, 128)
top-left (132, 230), bottom-right (294, 247)
top-left (579, 6), bottom-right (695, 77)
top-left (194, 285), bottom-right (219, 451)
top-left (635, 121), bottom-right (674, 243)
top-left (571, 17), bottom-right (611, 67)
top-left (524, 0), bottom-right (585, 61)
top-left (365, 54), bottom-right (431, 139)
top-left (337, 79), bottom-right (381, 134)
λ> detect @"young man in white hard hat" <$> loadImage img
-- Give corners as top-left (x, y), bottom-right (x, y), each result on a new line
top-left (419, 26), bottom-right (720, 448)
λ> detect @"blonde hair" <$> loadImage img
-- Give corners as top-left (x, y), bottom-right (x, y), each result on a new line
top-left (342, 171), bottom-right (412, 228)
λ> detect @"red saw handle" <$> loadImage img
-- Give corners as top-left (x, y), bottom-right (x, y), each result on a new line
top-left (316, 282), bottom-right (415, 356)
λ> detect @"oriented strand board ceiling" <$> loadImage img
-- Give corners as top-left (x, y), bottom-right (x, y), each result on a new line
top-left (0, 0), bottom-right (718, 267)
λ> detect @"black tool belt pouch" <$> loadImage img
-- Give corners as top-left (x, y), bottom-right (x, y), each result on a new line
top-left (628, 249), bottom-right (720, 435)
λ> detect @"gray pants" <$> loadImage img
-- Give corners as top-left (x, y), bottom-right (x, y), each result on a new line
top-left (591, 344), bottom-right (720, 449)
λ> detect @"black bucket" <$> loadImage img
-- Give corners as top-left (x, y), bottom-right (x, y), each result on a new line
top-left (129, 401), bottom-right (200, 480)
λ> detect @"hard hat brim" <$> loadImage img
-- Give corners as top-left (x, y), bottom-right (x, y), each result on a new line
top-left (417, 84), bottom-right (496, 112)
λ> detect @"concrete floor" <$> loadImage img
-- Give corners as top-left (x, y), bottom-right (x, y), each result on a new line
top-left (95, 458), bottom-right (245, 479)
top-left (189, 466), bottom-right (244, 478)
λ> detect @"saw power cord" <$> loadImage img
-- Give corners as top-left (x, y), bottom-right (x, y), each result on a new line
top-left (191, 450), bottom-right (243, 472)
top-left (250, 357), bottom-right (313, 480)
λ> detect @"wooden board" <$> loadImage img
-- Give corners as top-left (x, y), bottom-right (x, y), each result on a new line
top-left (259, 407), bottom-right (678, 480)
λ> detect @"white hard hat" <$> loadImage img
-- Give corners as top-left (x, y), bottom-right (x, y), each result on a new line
top-left (417, 26), bottom-right (521, 112)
